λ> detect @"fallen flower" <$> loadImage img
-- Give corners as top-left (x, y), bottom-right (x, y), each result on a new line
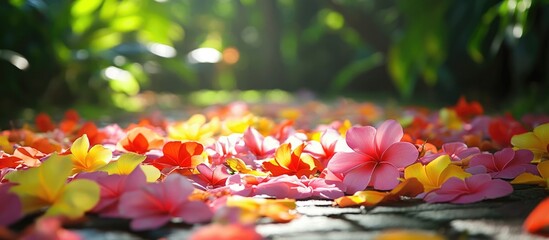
top-left (419, 142), bottom-right (480, 165)
top-left (468, 148), bottom-right (537, 179)
top-left (404, 155), bottom-right (471, 193)
top-left (327, 120), bottom-right (419, 193)
top-left (304, 128), bottom-right (351, 169)
top-left (241, 127), bottom-right (280, 160)
top-left (511, 122), bottom-right (549, 163)
top-left (488, 115), bottom-right (527, 148)
top-left (69, 134), bottom-right (112, 174)
top-left (152, 141), bottom-right (206, 175)
top-left (189, 163), bottom-right (231, 190)
top-left (167, 114), bottom-right (220, 144)
top-left (76, 167), bottom-right (146, 217)
top-left (423, 174), bottom-right (513, 204)
top-left (262, 143), bottom-right (321, 178)
top-left (6, 154), bottom-right (100, 218)
top-left (75, 122), bottom-right (106, 146)
top-left (117, 126), bottom-right (164, 154)
top-left (118, 173), bottom-right (213, 230)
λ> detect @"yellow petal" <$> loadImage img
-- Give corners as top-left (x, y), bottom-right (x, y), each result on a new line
top-left (439, 165), bottom-right (470, 185)
top-left (404, 163), bottom-right (431, 189)
top-left (274, 143), bottom-right (292, 168)
top-left (85, 145), bottom-right (112, 171)
top-left (512, 132), bottom-right (545, 152)
top-left (45, 179), bottom-right (100, 219)
top-left (140, 165), bottom-right (161, 182)
top-left (511, 173), bottom-right (545, 185)
top-left (537, 161), bottom-right (549, 179)
top-left (533, 123), bottom-right (549, 146)
top-left (7, 154), bottom-right (73, 213)
top-left (335, 190), bottom-right (386, 207)
top-left (226, 158), bottom-right (268, 176)
top-left (425, 155), bottom-right (452, 186)
top-left (99, 152), bottom-right (145, 175)
top-left (71, 135), bottom-right (90, 161)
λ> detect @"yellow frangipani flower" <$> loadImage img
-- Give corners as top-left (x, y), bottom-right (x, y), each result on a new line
top-left (511, 123), bottom-right (549, 163)
top-left (404, 155), bottom-right (471, 192)
top-left (6, 154), bottom-right (99, 218)
top-left (168, 114), bottom-right (220, 145)
top-left (70, 134), bottom-right (112, 174)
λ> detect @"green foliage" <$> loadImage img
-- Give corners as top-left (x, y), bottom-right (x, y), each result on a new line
top-left (1, 0), bottom-right (548, 123)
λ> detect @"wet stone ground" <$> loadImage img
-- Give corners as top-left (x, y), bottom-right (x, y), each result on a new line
top-left (74, 185), bottom-right (547, 240)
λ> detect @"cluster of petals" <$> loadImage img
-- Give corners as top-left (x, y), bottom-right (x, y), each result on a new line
top-left (1, 101), bottom-right (549, 237)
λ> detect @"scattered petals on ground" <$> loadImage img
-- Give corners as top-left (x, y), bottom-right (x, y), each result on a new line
top-left (0, 100), bottom-right (548, 236)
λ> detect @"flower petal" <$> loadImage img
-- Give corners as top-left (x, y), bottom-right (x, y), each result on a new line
top-left (538, 161), bottom-right (549, 179)
top-left (375, 120), bottom-right (404, 153)
top-left (342, 163), bottom-right (375, 194)
top-left (380, 142), bottom-right (418, 168)
top-left (71, 135), bottom-right (90, 161)
top-left (512, 132), bottom-right (544, 151)
top-left (493, 148), bottom-right (514, 170)
top-left (173, 200), bottom-right (213, 223)
top-left (163, 174), bottom-right (195, 206)
top-left (533, 123), bottom-right (549, 146)
top-left (469, 153), bottom-right (495, 171)
top-left (45, 179), bottom-right (100, 219)
top-left (370, 163), bottom-right (400, 190)
top-left (480, 179), bottom-right (513, 199)
top-left (524, 197), bottom-right (549, 234)
top-left (345, 126), bottom-right (376, 157)
top-left (327, 152), bottom-right (370, 174)
top-left (511, 172), bottom-right (545, 185)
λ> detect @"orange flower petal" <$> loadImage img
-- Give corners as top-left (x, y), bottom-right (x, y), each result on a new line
top-left (524, 197), bottom-right (549, 234)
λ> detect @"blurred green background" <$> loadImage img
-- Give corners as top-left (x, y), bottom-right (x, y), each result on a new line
top-left (1, 0), bottom-right (548, 125)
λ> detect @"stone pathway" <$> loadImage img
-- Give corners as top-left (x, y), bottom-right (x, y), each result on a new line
top-left (75, 185), bottom-right (547, 239)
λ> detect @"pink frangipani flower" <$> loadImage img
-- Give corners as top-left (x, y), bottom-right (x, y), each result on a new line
top-left (304, 129), bottom-right (352, 169)
top-left (240, 127), bottom-right (280, 160)
top-left (118, 174), bottom-right (213, 230)
top-left (226, 174), bottom-right (269, 197)
top-left (206, 134), bottom-right (242, 165)
top-left (467, 148), bottom-right (537, 179)
top-left (188, 163), bottom-right (231, 190)
top-left (420, 142), bottom-right (480, 164)
top-left (302, 177), bottom-right (346, 199)
top-left (424, 174), bottom-right (513, 204)
top-left (254, 175), bottom-right (312, 199)
top-left (327, 120), bottom-right (419, 193)
top-left (76, 168), bottom-right (146, 217)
